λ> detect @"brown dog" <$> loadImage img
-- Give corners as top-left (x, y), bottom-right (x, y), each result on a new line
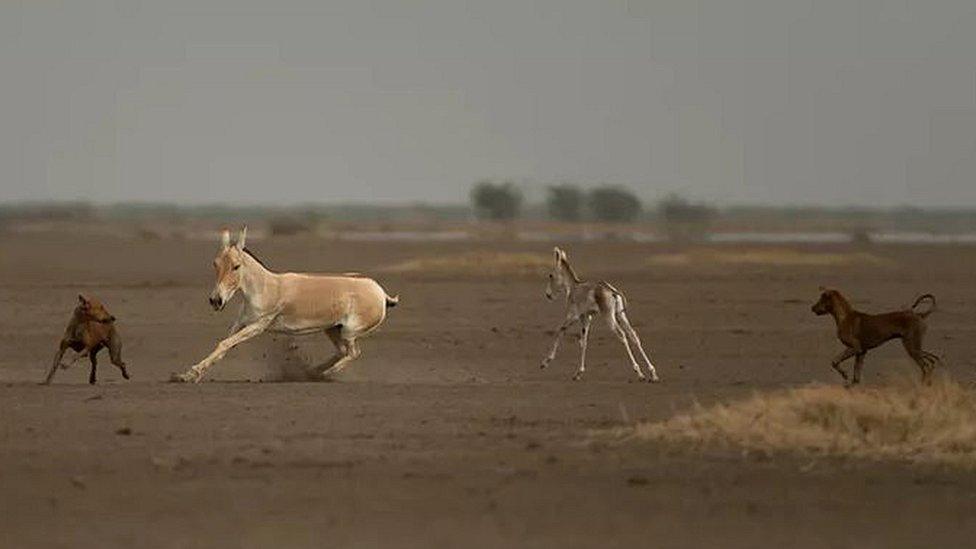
top-left (811, 288), bottom-right (940, 386)
top-left (43, 295), bottom-right (129, 385)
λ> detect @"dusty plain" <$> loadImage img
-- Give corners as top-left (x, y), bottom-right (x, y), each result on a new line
top-left (2, 232), bottom-right (975, 548)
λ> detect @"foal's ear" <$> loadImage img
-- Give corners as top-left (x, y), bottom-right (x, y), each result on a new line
top-left (236, 226), bottom-right (248, 250)
top-left (220, 229), bottom-right (231, 249)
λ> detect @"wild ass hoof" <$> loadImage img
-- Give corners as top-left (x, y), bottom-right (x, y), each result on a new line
top-left (571, 373), bottom-right (583, 381)
top-left (648, 375), bottom-right (661, 383)
top-left (169, 371), bottom-right (200, 384)
top-left (303, 370), bottom-right (338, 383)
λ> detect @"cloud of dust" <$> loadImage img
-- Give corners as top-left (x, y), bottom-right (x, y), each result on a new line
top-left (262, 335), bottom-right (314, 382)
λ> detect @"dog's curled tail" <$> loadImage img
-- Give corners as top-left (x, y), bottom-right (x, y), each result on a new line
top-left (911, 293), bottom-right (937, 318)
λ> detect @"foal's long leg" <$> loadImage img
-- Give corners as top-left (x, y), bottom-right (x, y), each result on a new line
top-left (572, 314), bottom-right (593, 381)
top-left (617, 310), bottom-right (659, 382)
top-left (173, 315), bottom-right (275, 383)
top-left (607, 314), bottom-right (645, 381)
top-left (540, 315), bottom-right (578, 370)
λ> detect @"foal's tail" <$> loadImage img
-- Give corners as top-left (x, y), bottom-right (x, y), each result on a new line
top-left (600, 281), bottom-right (628, 312)
top-left (385, 294), bottom-right (400, 309)
top-left (911, 293), bottom-right (936, 318)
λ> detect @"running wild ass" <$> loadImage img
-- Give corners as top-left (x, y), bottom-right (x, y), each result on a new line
top-left (171, 227), bottom-right (398, 383)
top-left (541, 247), bottom-right (660, 382)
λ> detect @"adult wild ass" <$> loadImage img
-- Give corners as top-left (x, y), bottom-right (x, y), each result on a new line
top-left (541, 247), bottom-right (660, 382)
top-left (171, 227), bottom-right (398, 383)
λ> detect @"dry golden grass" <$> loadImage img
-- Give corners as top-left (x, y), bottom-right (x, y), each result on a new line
top-left (647, 248), bottom-right (892, 268)
top-left (624, 378), bottom-right (976, 466)
top-left (383, 251), bottom-right (550, 276)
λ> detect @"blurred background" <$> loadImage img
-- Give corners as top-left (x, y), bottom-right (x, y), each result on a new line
top-left (3, 0), bottom-right (976, 242)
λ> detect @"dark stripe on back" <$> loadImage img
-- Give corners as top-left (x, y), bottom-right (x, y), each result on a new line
top-left (243, 247), bottom-right (272, 271)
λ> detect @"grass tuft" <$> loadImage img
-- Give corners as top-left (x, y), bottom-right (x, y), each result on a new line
top-left (623, 378), bottom-right (976, 466)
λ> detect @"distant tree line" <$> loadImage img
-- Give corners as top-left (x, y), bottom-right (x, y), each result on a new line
top-left (546, 184), bottom-right (643, 222)
top-left (470, 180), bottom-right (524, 220)
top-left (470, 180), bottom-right (650, 222)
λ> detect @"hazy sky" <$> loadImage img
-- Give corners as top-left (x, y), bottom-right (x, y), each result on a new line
top-left (3, 0), bottom-right (976, 207)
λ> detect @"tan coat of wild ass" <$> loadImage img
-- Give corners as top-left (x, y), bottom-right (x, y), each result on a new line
top-left (541, 247), bottom-right (660, 382)
top-left (171, 227), bottom-right (398, 383)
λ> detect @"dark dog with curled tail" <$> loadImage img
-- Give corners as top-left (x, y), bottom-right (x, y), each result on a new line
top-left (811, 288), bottom-right (941, 386)
top-left (43, 295), bottom-right (129, 385)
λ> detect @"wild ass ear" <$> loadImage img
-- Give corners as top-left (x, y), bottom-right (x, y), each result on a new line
top-left (236, 226), bottom-right (247, 250)
top-left (78, 294), bottom-right (89, 306)
top-left (220, 229), bottom-right (231, 249)
top-left (553, 247), bottom-right (562, 264)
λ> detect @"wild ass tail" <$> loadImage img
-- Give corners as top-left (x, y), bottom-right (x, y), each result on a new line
top-left (385, 294), bottom-right (400, 309)
top-left (911, 293), bottom-right (936, 318)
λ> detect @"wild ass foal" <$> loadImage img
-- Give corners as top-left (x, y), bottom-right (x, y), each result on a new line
top-left (541, 247), bottom-right (660, 382)
top-left (171, 227), bottom-right (398, 383)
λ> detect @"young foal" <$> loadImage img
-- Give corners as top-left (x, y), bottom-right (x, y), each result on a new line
top-left (171, 227), bottom-right (398, 383)
top-left (541, 247), bottom-right (660, 382)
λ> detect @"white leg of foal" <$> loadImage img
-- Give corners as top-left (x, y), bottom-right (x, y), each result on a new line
top-left (609, 315), bottom-right (644, 381)
top-left (573, 315), bottom-right (592, 381)
top-left (173, 315), bottom-right (274, 383)
top-left (541, 315), bottom-right (577, 370)
top-left (619, 312), bottom-right (659, 382)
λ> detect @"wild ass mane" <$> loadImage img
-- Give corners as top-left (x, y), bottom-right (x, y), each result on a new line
top-left (243, 247), bottom-right (272, 271)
